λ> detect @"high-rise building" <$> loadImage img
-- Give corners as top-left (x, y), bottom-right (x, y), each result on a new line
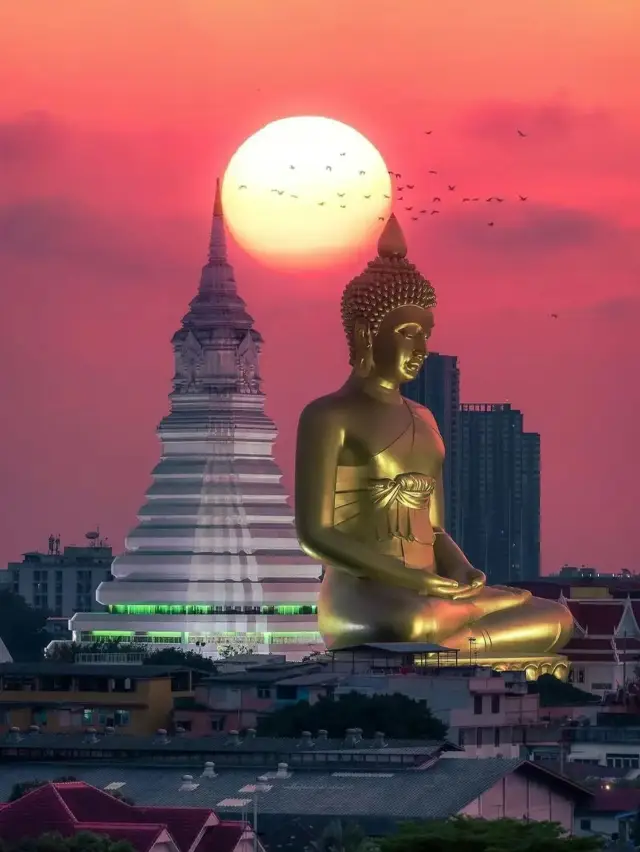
top-left (402, 353), bottom-right (461, 542)
top-left (459, 403), bottom-right (540, 584)
top-left (69, 180), bottom-right (323, 660)
top-left (7, 532), bottom-right (113, 618)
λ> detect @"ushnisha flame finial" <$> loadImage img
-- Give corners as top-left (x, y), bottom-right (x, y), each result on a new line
top-left (377, 213), bottom-right (407, 259)
top-left (340, 212), bottom-right (437, 364)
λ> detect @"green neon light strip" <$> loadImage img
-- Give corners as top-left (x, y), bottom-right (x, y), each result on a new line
top-left (107, 604), bottom-right (318, 616)
top-left (89, 630), bottom-right (321, 640)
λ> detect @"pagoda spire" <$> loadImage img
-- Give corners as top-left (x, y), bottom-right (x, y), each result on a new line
top-left (208, 177), bottom-right (227, 264)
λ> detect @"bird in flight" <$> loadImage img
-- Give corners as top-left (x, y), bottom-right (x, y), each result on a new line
top-left (405, 206), bottom-right (413, 211)
top-left (420, 209), bottom-right (427, 214)
top-left (462, 198), bottom-right (470, 203)
top-left (395, 172), bottom-right (402, 179)
top-left (398, 196), bottom-right (404, 201)
top-left (238, 184), bottom-right (247, 190)
top-left (486, 197), bottom-right (495, 202)
top-left (340, 204), bottom-right (346, 208)
top-left (424, 130), bottom-right (433, 135)
top-left (496, 198), bottom-right (504, 203)
top-left (429, 170), bottom-right (438, 175)
top-left (472, 197), bottom-right (480, 202)
top-left (406, 184), bottom-right (415, 190)
top-left (318, 201), bottom-right (326, 206)
top-left (337, 192), bottom-right (346, 197)
top-left (519, 195), bottom-right (528, 201)
top-left (517, 129), bottom-right (527, 137)
top-left (377, 216), bottom-right (385, 221)
top-left (487, 221), bottom-right (495, 226)
top-left (383, 194), bottom-right (390, 199)
top-left (290, 194), bottom-right (298, 199)
top-left (364, 194), bottom-right (372, 199)
top-left (448, 185), bottom-right (456, 191)
top-left (551, 313), bottom-right (559, 319)
top-left (432, 197), bottom-right (441, 202)
top-left (289, 165), bottom-right (296, 170)
top-left (326, 165), bottom-right (333, 171)
top-left (397, 186), bottom-right (404, 191)
top-left (430, 210), bottom-right (440, 215)
top-left (411, 216), bottom-right (419, 220)
top-left (340, 152), bottom-right (346, 156)
top-left (275, 190), bottom-right (285, 196)
top-left (359, 170), bottom-right (366, 176)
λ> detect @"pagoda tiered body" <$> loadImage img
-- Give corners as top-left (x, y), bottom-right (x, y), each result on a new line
top-left (70, 181), bottom-right (323, 659)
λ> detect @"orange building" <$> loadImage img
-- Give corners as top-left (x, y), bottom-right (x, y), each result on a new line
top-left (0, 663), bottom-right (203, 735)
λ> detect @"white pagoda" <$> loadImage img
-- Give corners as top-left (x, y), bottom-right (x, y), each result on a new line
top-left (70, 180), bottom-right (323, 660)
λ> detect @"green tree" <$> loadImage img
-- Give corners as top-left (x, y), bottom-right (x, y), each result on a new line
top-left (257, 691), bottom-right (448, 740)
top-left (528, 674), bottom-right (599, 707)
top-left (142, 647), bottom-right (218, 672)
top-left (307, 821), bottom-right (379, 852)
top-left (0, 831), bottom-right (135, 852)
top-left (0, 589), bottom-right (51, 662)
top-left (378, 817), bottom-right (603, 852)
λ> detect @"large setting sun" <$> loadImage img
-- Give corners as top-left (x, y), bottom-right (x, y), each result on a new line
top-left (221, 116), bottom-right (392, 269)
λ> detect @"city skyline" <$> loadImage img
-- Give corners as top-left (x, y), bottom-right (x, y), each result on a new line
top-left (1, 1), bottom-right (639, 573)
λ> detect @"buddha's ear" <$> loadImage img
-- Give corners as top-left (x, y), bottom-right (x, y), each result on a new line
top-left (353, 318), bottom-right (374, 377)
top-left (353, 318), bottom-right (372, 350)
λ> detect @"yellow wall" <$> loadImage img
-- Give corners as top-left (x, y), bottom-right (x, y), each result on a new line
top-left (569, 586), bottom-right (611, 599)
top-left (0, 677), bottom-right (192, 735)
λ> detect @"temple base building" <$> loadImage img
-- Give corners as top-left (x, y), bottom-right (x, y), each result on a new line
top-left (69, 180), bottom-right (323, 660)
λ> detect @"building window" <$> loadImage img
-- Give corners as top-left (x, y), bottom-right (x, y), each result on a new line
top-left (476, 728), bottom-right (482, 747)
top-left (491, 695), bottom-right (500, 714)
top-left (494, 727), bottom-right (500, 747)
top-left (210, 717), bottom-right (226, 732)
top-left (257, 686), bottom-right (271, 699)
top-left (458, 729), bottom-right (465, 747)
top-left (580, 819), bottom-right (591, 831)
top-left (577, 669), bottom-right (585, 684)
top-left (83, 709), bottom-right (93, 725)
top-left (473, 695), bottom-right (483, 715)
top-left (276, 685), bottom-right (298, 701)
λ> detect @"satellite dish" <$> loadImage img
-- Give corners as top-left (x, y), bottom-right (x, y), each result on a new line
top-left (85, 531), bottom-right (99, 541)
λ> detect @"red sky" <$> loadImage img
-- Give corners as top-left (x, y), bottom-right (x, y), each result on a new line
top-left (1, 0), bottom-right (639, 574)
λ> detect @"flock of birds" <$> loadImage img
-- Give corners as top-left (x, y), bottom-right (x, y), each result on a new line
top-left (236, 127), bottom-right (533, 229)
top-left (235, 127), bottom-right (560, 320)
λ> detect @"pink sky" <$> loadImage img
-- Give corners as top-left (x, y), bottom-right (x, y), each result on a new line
top-left (0, 0), bottom-right (639, 573)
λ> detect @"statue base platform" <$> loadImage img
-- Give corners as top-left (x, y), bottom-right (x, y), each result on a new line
top-left (437, 654), bottom-right (570, 682)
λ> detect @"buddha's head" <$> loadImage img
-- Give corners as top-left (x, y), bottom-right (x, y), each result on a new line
top-left (341, 214), bottom-right (437, 386)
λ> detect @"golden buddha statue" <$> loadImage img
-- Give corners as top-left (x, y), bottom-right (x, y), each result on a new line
top-left (294, 214), bottom-right (573, 681)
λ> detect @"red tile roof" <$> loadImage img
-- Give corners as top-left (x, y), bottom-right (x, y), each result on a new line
top-left (136, 807), bottom-right (215, 851)
top-left (568, 601), bottom-right (623, 635)
top-left (197, 823), bottom-right (246, 852)
top-left (0, 785), bottom-right (76, 845)
top-left (0, 783), bottom-right (247, 852)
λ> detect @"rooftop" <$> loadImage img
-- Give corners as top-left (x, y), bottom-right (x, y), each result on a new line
top-left (0, 758), bottom-right (591, 827)
top-left (0, 662), bottom-right (199, 678)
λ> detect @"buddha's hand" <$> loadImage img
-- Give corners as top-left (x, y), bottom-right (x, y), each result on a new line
top-left (419, 574), bottom-right (473, 599)
top-left (466, 568), bottom-right (487, 590)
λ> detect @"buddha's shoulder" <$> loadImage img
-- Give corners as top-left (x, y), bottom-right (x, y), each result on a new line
top-left (300, 388), bottom-right (362, 427)
top-left (298, 388), bottom-right (361, 426)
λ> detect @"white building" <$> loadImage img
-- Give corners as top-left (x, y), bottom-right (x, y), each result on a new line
top-left (69, 180), bottom-right (323, 660)
top-left (7, 533), bottom-right (112, 618)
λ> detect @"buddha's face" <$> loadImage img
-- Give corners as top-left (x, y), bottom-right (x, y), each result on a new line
top-left (371, 305), bottom-right (434, 385)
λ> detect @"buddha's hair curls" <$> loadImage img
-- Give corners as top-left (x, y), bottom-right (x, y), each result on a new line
top-left (341, 263), bottom-right (437, 365)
